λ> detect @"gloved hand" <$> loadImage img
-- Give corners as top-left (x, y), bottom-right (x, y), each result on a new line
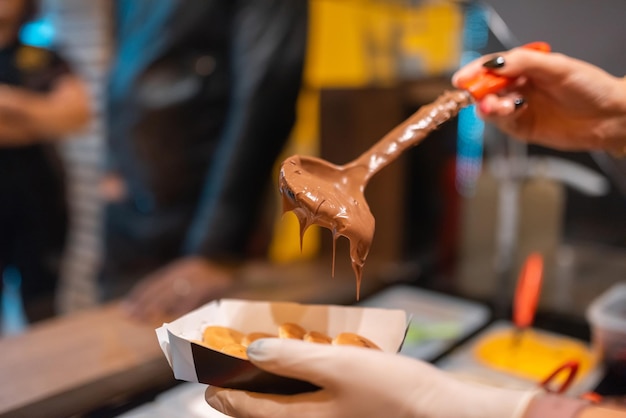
top-left (205, 338), bottom-right (537, 418)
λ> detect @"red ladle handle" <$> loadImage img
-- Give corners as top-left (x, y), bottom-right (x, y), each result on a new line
top-left (460, 41), bottom-right (552, 100)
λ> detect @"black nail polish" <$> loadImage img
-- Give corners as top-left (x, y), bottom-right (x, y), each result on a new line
top-left (483, 56), bottom-right (505, 69)
top-left (514, 97), bottom-right (525, 109)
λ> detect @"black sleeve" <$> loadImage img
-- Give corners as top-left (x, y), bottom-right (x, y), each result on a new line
top-left (182, 0), bottom-right (308, 259)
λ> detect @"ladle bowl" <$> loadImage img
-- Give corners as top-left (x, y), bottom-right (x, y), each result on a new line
top-left (279, 154), bottom-right (375, 284)
top-left (279, 90), bottom-right (474, 299)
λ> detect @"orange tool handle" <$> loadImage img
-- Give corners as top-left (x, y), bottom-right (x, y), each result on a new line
top-left (513, 252), bottom-right (544, 329)
top-left (460, 41), bottom-right (551, 100)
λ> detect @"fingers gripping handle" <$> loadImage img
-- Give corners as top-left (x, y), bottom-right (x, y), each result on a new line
top-left (460, 41), bottom-right (551, 100)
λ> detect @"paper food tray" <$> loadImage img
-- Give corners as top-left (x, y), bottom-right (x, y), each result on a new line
top-left (156, 298), bottom-right (409, 395)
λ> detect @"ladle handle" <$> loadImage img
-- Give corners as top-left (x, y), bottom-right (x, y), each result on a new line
top-left (350, 42), bottom-right (551, 182)
top-left (458, 41), bottom-right (552, 100)
top-left (351, 90), bottom-right (473, 182)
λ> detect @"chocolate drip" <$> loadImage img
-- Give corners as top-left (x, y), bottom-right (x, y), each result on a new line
top-left (279, 90), bottom-right (473, 300)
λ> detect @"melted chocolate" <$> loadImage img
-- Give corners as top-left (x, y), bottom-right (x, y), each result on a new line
top-left (279, 90), bottom-right (473, 299)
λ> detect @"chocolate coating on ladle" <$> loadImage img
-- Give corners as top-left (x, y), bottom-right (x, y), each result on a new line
top-left (279, 90), bottom-right (473, 299)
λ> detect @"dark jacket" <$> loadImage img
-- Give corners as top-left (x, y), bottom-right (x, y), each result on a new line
top-left (102, 0), bottom-right (308, 298)
top-left (0, 41), bottom-right (70, 320)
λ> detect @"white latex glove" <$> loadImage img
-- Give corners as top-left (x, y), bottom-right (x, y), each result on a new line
top-left (205, 338), bottom-right (537, 418)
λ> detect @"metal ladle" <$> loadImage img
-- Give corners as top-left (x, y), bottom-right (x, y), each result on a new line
top-left (279, 42), bottom-right (551, 299)
top-left (279, 90), bottom-right (472, 299)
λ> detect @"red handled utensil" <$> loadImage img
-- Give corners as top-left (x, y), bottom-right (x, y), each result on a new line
top-left (512, 252), bottom-right (544, 346)
top-left (541, 361), bottom-right (606, 402)
top-left (539, 360), bottom-right (580, 394)
top-left (458, 41), bottom-right (552, 100)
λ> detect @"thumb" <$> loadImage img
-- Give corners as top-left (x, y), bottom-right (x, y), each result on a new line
top-left (246, 338), bottom-right (380, 388)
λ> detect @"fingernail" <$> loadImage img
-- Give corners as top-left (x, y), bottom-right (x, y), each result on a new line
top-left (514, 97), bottom-right (525, 109)
top-left (483, 56), bottom-right (505, 69)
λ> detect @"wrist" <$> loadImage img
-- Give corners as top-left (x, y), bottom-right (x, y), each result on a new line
top-left (521, 393), bottom-right (590, 418)
top-left (448, 379), bottom-right (537, 418)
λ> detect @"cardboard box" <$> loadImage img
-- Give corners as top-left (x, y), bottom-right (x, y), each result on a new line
top-left (156, 299), bottom-right (409, 394)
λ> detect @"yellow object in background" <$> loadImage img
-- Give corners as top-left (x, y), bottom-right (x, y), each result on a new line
top-left (268, 88), bottom-right (321, 263)
top-left (306, 0), bottom-right (372, 87)
top-left (474, 328), bottom-right (597, 385)
top-left (397, 1), bottom-right (463, 77)
top-left (306, 0), bottom-right (463, 87)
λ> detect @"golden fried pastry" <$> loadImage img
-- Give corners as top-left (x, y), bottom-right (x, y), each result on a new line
top-left (332, 332), bottom-right (381, 350)
top-left (303, 330), bottom-right (332, 344)
top-left (220, 343), bottom-right (248, 360)
top-left (278, 322), bottom-right (307, 340)
top-left (202, 325), bottom-right (244, 350)
top-left (242, 332), bottom-right (276, 347)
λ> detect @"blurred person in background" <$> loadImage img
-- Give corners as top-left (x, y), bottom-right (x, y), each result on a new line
top-left (0, 0), bottom-right (90, 324)
top-left (101, 0), bottom-right (308, 323)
